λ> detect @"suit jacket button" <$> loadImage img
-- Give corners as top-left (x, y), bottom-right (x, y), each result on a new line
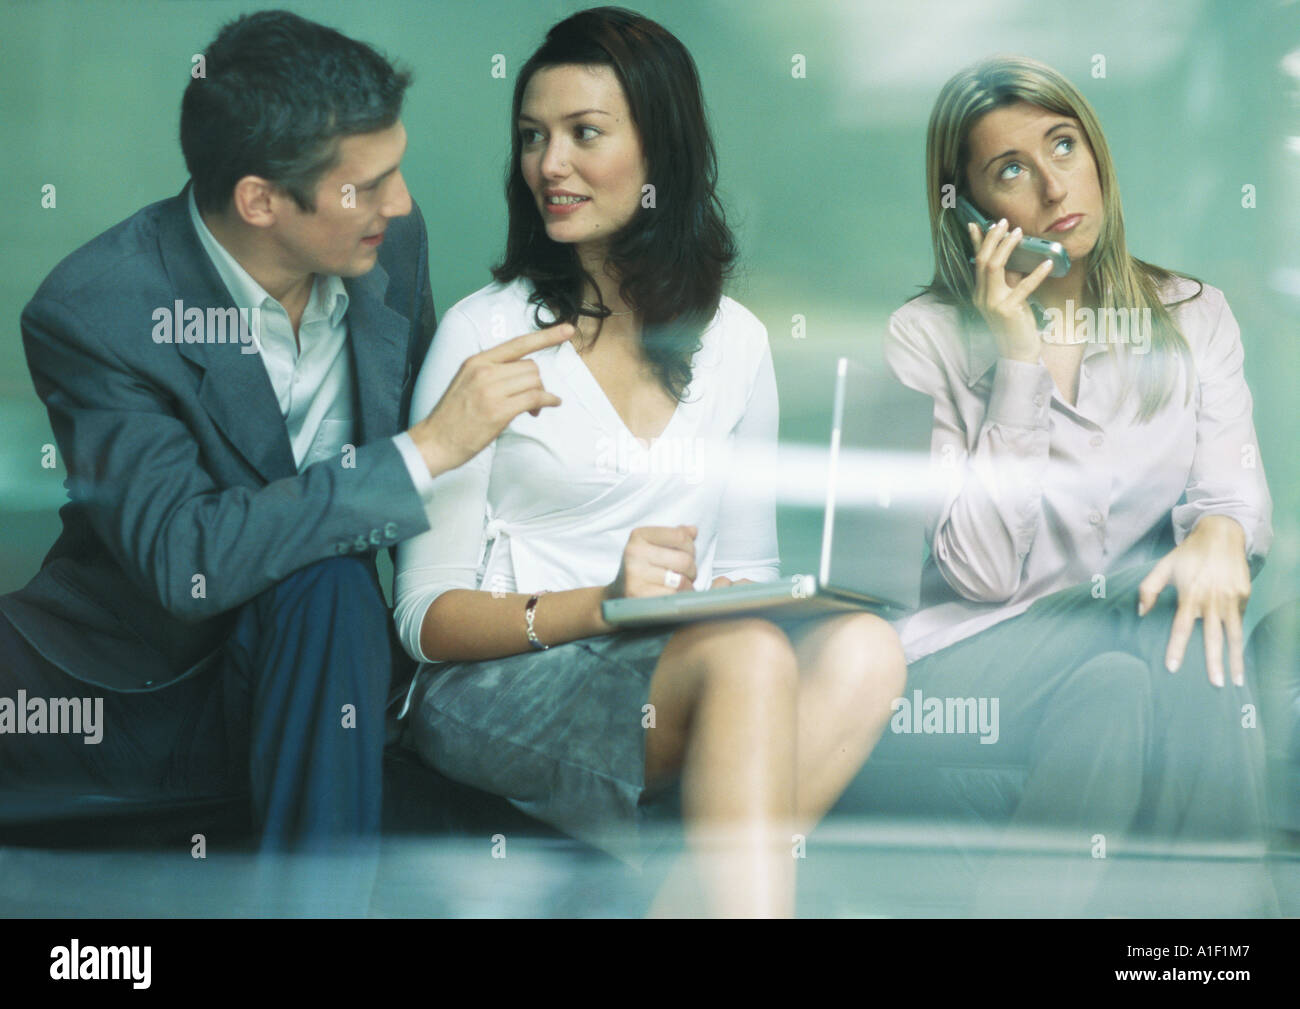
top-left (369, 528), bottom-right (383, 545)
top-left (383, 521), bottom-right (399, 540)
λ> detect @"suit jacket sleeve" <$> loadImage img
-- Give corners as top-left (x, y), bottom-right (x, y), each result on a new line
top-left (20, 284), bottom-right (433, 624)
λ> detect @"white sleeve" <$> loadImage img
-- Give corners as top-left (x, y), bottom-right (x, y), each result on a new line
top-left (391, 431), bottom-right (437, 502)
top-left (711, 330), bottom-right (781, 583)
top-left (392, 304), bottom-right (494, 664)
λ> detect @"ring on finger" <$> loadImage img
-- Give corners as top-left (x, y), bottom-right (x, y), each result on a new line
top-left (663, 569), bottom-right (682, 589)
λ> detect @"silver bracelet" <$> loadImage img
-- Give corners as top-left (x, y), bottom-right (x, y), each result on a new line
top-left (525, 592), bottom-right (550, 651)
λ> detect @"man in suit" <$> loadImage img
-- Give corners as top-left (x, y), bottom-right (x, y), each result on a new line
top-left (0, 9), bottom-right (569, 883)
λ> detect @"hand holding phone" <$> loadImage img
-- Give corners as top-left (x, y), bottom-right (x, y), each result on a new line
top-left (956, 201), bottom-right (1058, 363)
top-left (955, 197), bottom-right (1071, 277)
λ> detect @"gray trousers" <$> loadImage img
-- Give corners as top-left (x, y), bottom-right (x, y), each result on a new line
top-left (871, 563), bottom-right (1271, 914)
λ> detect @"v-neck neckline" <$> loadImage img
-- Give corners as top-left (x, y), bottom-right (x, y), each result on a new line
top-left (559, 338), bottom-right (683, 445)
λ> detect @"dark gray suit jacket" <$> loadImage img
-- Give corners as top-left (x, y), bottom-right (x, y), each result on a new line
top-left (1, 184), bottom-right (437, 692)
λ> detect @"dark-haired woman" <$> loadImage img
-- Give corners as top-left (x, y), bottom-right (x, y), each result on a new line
top-left (392, 7), bottom-right (905, 917)
top-left (879, 55), bottom-right (1274, 914)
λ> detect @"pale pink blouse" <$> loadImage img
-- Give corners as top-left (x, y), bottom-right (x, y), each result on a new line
top-left (884, 276), bottom-right (1272, 663)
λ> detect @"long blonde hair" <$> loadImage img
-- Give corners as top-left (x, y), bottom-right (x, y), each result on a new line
top-left (922, 55), bottom-right (1197, 421)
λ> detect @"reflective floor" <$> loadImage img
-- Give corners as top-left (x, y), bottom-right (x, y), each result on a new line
top-left (3, 819), bottom-right (1296, 918)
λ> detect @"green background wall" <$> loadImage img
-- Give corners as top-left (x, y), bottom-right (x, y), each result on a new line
top-left (1, 0), bottom-right (1296, 629)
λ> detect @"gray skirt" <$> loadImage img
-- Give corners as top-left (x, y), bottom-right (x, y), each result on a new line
top-left (401, 626), bottom-right (680, 865)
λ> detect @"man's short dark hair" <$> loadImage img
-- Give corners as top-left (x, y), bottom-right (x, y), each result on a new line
top-left (181, 9), bottom-right (412, 214)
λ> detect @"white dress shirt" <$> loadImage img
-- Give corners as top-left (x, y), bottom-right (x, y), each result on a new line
top-left (885, 276), bottom-right (1272, 662)
top-left (393, 278), bottom-right (781, 665)
top-left (187, 189), bottom-right (434, 495)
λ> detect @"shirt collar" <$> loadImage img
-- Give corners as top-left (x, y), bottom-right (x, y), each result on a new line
top-left (311, 273), bottom-right (349, 329)
top-left (186, 186), bottom-right (348, 329)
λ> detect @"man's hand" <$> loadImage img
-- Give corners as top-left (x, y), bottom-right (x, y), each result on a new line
top-left (1137, 515), bottom-right (1251, 687)
top-left (409, 323), bottom-right (574, 478)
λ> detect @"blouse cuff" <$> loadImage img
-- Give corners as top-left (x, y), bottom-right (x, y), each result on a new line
top-left (711, 564), bottom-right (781, 585)
top-left (1173, 505), bottom-right (1269, 561)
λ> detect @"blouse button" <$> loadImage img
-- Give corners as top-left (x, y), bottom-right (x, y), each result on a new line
top-left (1090, 434), bottom-right (1104, 449)
top-left (1032, 394), bottom-right (1045, 408)
top-left (1088, 511), bottom-right (1103, 526)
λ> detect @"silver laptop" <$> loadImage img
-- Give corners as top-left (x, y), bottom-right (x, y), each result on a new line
top-left (601, 357), bottom-right (934, 627)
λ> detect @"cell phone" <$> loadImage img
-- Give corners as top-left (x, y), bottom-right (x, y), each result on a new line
top-left (955, 196), bottom-right (1071, 278)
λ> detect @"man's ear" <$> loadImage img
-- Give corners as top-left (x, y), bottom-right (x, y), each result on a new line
top-left (229, 175), bottom-right (279, 229)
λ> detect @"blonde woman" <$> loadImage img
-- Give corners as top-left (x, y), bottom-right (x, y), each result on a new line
top-left (881, 55), bottom-right (1274, 914)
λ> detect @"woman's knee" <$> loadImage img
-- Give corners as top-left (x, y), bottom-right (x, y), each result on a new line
top-left (667, 617), bottom-right (799, 696)
top-left (806, 612), bottom-right (907, 714)
top-left (646, 619), bottom-right (798, 779)
top-left (1066, 651), bottom-right (1152, 700)
top-left (1082, 642), bottom-right (1249, 747)
top-left (1030, 652), bottom-right (1155, 771)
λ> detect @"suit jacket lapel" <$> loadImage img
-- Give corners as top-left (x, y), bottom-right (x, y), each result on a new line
top-left (345, 264), bottom-right (409, 444)
top-left (159, 183), bottom-right (413, 475)
top-left (158, 184), bottom-right (297, 483)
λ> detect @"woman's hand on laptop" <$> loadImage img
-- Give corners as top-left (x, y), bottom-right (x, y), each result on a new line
top-left (605, 525), bottom-right (699, 601)
top-left (709, 577), bottom-right (754, 589)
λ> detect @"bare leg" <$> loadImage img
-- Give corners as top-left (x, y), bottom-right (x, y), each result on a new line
top-left (642, 613), bottom-right (905, 916)
top-left (644, 618), bottom-right (799, 917)
top-left (785, 612), bottom-right (907, 828)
